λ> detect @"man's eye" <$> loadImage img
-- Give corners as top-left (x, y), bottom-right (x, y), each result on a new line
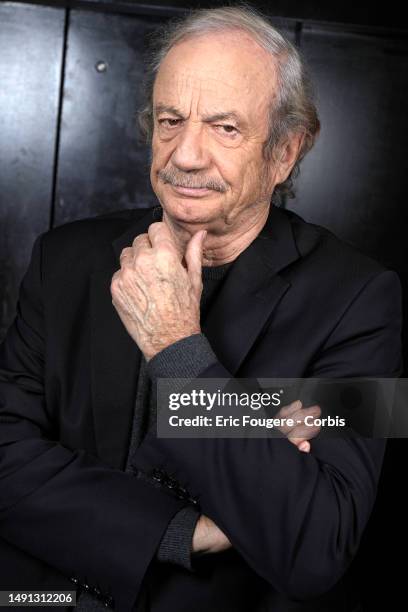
top-left (159, 118), bottom-right (181, 128)
top-left (216, 124), bottom-right (239, 136)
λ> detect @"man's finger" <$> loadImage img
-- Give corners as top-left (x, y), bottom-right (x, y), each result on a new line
top-left (131, 234), bottom-right (152, 258)
top-left (299, 440), bottom-right (310, 452)
top-left (288, 438), bottom-right (311, 453)
top-left (185, 230), bottom-right (207, 295)
top-left (119, 247), bottom-right (134, 268)
top-left (277, 400), bottom-right (303, 421)
top-left (148, 222), bottom-right (181, 257)
top-left (280, 404), bottom-right (321, 434)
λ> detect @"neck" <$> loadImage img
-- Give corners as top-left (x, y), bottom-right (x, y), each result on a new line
top-left (162, 205), bottom-right (270, 267)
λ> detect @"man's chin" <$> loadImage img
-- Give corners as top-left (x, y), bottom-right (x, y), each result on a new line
top-left (160, 195), bottom-right (220, 226)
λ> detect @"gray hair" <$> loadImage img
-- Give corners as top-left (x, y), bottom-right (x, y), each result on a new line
top-left (138, 5), bottom-right (320, 206)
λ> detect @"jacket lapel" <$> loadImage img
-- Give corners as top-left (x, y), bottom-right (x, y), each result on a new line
top-left (90, 205), bottom-right (300, 467)
top-left (202, 205), bottom-right (300, 374)
top-left (90, 208), bottom-right (156, 469)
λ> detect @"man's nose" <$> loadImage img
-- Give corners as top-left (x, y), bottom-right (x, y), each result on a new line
top-left (171, 122), bottom-right (210, 172)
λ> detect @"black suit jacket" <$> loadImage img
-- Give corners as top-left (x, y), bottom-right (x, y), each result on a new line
top-left (0, 204), bottom-right (403, 611)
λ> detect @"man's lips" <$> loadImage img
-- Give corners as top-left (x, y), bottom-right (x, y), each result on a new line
top-left (170, 184), bottom-right (213, 197)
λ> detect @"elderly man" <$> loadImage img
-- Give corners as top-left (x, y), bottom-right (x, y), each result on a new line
top-left (0, 6), bottom-right (402, 612)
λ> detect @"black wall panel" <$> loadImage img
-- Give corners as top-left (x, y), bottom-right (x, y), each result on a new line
top-left (290, 25), bottom-right (408, 271)
top-left (288, 24), bottom-right (408, 373)
top-left (53, 10), bottom-right (163, 225)
top-left (0, 2), bottom-right (65, 338)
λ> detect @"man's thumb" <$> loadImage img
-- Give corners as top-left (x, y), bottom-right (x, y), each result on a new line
top-left (185, 230), bottom-right (207, 294)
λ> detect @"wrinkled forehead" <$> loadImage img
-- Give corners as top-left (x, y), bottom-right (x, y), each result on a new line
top-left (153, 32), bottom-right (277, 120)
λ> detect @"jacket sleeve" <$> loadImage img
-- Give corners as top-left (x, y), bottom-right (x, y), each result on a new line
top-left (0, 234), bottom-right (187, 611)
top-left (131, 269), bottom-right (403, 601)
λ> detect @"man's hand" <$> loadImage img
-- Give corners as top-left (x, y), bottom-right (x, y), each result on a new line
top-left (277, 399), bottom-right (321, 453)
top-left (192, 514), bottom-right (232, 555)
top-left (110, 222), bottom-right (206, 361)
top-left (192, 400), bottom-right (321, 554)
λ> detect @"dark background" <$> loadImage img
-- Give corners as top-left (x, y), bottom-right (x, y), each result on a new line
top-left (1, 0), bottom-right (407, 608)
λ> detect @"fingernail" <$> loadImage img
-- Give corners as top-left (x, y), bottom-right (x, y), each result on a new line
top-left (202, 230), bottom-right (207, 241)
top-left (299, 442), bottom-right (309, 452)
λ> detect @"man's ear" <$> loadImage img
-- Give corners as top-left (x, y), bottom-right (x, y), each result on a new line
top-left (274, 131), bottom-right (306, 185)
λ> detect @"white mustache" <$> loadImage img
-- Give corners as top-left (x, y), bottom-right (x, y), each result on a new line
top-left (158, 169), bottom-right (227, 193)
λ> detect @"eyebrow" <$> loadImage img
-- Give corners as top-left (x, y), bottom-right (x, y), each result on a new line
top-left (154, 104), bottom-right (246, 126)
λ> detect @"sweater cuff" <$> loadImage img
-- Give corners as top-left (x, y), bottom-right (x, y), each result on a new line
top-left (146, 333), bottom-right (218, 381)
top-left (156, 506), bottom-right (201, 571)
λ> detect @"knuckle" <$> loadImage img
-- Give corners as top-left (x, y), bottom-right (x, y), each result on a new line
top-left (110, 272), bottom-right (120, 290)
top-left (132, 233), bottom-right (148, 247)
top-left (148, 221), bottom-right (160, 234)
top-left (120, 246), bottom-right (132, 259)
top-left (306, 406), bottom-right (321, 418)
top-left (279, 403), bottom-right (295, 418)
top-left (135, 251), bottom-right (151, 268)
top-left (121, 266), bottom-right (134, 282)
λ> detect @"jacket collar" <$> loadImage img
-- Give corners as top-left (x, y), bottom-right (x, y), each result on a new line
top-left (201, 204), bottom-right (300, 372)
top-left (91, 204), bottom-right (300, 468)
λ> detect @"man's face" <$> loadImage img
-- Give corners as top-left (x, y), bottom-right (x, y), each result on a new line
top-left (150, 31), bottom-right (281, 231)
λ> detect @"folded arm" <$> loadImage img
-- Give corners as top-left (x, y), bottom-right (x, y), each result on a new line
top-left (132, 269), bottom-right (402, 600)
top-left (0, 235), bottom-right (188, 611)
